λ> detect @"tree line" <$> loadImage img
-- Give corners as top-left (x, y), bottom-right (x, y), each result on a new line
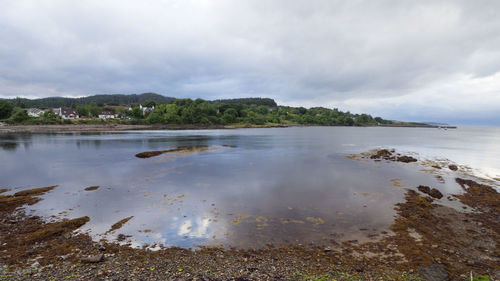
top-left (5, 93), bottom-right (277, 109)
top-left (0, 96), bottom-right (394, 126)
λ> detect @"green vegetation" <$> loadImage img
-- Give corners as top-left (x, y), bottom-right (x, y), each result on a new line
top-left (0, 100), bottom-right (14, 119)
top-left (0, 95), bottom-right (394, 126)
top-left (10, 108), bottom-right (29, 123)
top-left (473, 276), bottom-right (491, 281)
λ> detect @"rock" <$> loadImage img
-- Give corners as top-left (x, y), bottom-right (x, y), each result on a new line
top-left (370, 149), bottom-right (393, 159)
top-left (428, 188), bottom-right (443, 199)
top-left (448, 164), bottom-right (458, 171)
top-left (397, 156), bottom-right (418, 163)
top-left (418, 185), bottom-right (431, 194)
top-left (60, 254), bottom-right (70, 260)
top-left (418, 263), bottom-right (450, 281)
top-left (417, 185), bottom-right (443, 199)
top-left (81, 253), bottom-right (104, 263)
top-left (323, 247), bottom-right (332, 252)
top-left (19, 267), bottom-right (35, 276)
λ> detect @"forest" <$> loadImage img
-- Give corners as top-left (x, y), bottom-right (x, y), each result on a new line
top-left (0, 94), bottom-right (392, 126)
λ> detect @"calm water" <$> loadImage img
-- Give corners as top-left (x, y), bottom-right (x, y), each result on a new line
top-left (1, 126), bottom-right (499, 248)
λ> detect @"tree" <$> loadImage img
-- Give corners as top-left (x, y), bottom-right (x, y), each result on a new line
top-left (11, 108), bottom-right (29, 122)
top-left (14, 97), bottom-right (26, 108)
top-left (142, 100), bottom-right (156, 108)
top-left (256, 105), bottom-right (269, 115)
top-left (76, 106), bottom-right (89, 117)
top-left (354, 114), bottom-right (374, 126)
top-left (146, 111), bottom-right (164, 124)
top-left (0, 100), bottom-right (14, 119)
top-left (89, 102), bottom-right (100, 117)
top-left (222, 108), bottom-right (237, 124)
top-left (129, 106), bottom-right (143, 119)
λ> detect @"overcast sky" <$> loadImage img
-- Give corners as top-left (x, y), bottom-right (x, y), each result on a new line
top-left (1, 0), bottom-right (500, 124)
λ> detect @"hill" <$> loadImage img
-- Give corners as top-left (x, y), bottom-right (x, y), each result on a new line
top-left (5, 94), bottom-right (278, 108)
top-left (211, 98), bottom-right (277, 107)
top-left (6, 93), bottom-right (175, 108)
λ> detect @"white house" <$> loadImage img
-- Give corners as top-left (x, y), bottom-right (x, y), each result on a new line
top-left (53, 108), bottom-right (79, 119)
top-left (52, 108), bottom-right (61, 116)
top-left (98, 111), bottom-right (115, 119)
top-left (27, 108), bottom-right (45, 117)
top-left (139, 104), bottom-right (154, 113)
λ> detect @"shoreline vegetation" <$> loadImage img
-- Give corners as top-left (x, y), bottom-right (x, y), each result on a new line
top-left (0, 149), bottom-right (497, 280)
top-left (0, 93), bottom-right (455, 132)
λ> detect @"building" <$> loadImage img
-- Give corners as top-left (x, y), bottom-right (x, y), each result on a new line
top-left (53, 108), bottom-right (79, 119)
top-left (98, 111), bottom-right (115, 119)
top-left (139, 104), bottom-right (154, 113)
top-left (27, 108), bottom-right (45, 117)
top-left (52, 108), bottom-right (61, 116)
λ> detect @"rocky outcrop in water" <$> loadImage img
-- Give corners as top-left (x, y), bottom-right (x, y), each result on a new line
top-left (417, 185), bottom-right (444, 199)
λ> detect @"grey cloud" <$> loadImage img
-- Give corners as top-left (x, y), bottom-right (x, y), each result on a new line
top-left (1, 0), bottom-right (500, 124)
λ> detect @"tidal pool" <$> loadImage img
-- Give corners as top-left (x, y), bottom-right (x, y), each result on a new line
top-left (1, 126), bottom-right (499, 248)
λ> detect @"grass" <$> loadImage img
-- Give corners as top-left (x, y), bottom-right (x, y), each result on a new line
top-left (473, 275), bottom-right (490, 281)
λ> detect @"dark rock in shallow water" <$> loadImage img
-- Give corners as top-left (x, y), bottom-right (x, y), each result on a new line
top-left (84, 185), bottom-right (99, 191)
top-left (418, 263), bottom-right (449, 281)
top-left (135, 146), bottom-right (211, 159)
top-left (396, 156), bottom-right (418, 163)
top-left (417, 185), bottom-right (443, 199)
top-left (370, 149), bottom-right (393, 159)
top-left (429, 188), bottom-right (443, 199)
top-left (418, 185), bottom-right (431, 194)
top-left (135, 150), bottom-right (165, 158)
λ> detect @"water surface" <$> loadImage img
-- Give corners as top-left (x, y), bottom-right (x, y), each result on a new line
top-left (1, 126), bottom-right (499, 248)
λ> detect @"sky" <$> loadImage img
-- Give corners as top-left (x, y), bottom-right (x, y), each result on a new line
top-left (1, 0), bottom-right (500, 125)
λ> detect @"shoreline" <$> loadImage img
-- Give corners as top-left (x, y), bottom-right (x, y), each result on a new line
top-left (0, 123), bottom-right (455, 133)
top-left (0, 124), bottom-right (289, 133)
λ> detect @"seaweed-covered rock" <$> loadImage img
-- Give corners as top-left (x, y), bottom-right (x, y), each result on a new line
top-left (417, 185), bottom-right (443, 199)
top-left (428, 188), bottom-right (443, 199)
top-left (417, 185), bottom-right (431, 194)
top-left (396, 156), bottom-right (418, 163)
top-left (370, 149), bottom-right (393, 159)
top-left (84, 185), bottom-right (100, 191)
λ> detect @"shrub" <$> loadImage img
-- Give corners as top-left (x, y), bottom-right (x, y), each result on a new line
top-left (0, 100), bottom-right (14, 119)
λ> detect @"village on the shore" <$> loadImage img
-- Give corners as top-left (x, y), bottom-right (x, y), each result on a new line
top-left (25, 104), bottom-right (154, 120)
